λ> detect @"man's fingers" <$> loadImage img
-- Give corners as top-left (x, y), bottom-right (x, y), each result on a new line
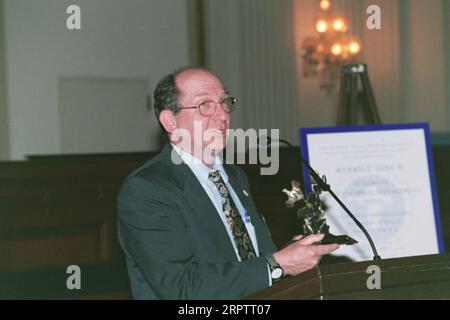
top-left (298, 233), bottom-right (325, 245)
top-left (292, 234), bottom-right (304, 241)
top-left (312, 244), bottom-right (340, 256)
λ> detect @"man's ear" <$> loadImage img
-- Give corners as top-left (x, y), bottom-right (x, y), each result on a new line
top-left (159, 109), bottom-right (177, 133)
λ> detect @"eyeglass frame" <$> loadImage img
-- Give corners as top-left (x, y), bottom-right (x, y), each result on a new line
top-left (177, 97), bottom-right (238, 117)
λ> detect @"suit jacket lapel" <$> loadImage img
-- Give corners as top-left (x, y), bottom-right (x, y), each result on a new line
top-left (183, 175), bottom-right (237, 259)
top-left (225, 169), bottom-right (251, 212)
top-left (160, 144), bottom-right (237, 260)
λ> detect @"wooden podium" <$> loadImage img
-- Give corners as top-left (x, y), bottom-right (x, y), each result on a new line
top-left (245, 253), bottom-right (450, 299)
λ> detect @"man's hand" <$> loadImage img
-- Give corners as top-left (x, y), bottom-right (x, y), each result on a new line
top-left (272, 234), bottom-right (339, 276)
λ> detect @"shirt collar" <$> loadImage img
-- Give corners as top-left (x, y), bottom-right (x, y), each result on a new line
top-left (170, 143), bottom-right (228, 184)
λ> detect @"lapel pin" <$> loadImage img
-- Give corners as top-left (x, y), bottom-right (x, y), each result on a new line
top-left (243, 190), bottom-right (249, 197)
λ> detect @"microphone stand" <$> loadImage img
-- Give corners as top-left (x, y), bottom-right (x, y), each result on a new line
top-left (267, 136), bottom-right (381, 261)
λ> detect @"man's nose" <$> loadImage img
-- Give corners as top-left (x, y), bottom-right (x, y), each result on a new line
top-left (214, 103), bottom-right (229, 120)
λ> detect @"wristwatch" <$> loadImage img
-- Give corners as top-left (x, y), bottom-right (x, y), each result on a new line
top-left (264, 254), bottom-right (284, 282)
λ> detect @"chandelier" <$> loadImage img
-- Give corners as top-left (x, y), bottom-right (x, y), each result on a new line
top-left (301, 0), bottom-right (362, 91)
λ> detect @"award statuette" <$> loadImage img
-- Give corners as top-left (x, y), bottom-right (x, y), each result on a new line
top-left (282, 177), bottom-right (358, 245)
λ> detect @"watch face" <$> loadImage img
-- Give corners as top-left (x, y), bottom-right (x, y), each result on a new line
top-left (271, 268), bottom-right (283, 280)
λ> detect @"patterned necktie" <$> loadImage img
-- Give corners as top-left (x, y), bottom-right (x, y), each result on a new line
top-left (208, 170), bottom-right (257, 260)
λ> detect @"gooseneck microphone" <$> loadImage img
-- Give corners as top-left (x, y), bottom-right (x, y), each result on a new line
top-left (260, 135), bottom-right (381, 261)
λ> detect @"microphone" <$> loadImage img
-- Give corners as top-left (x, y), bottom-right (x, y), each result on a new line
top-left (259, 135), bottom-right (381, 261)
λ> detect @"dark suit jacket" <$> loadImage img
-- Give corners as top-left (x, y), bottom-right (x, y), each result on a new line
top-left (117, 143), bottom-right (277, 299)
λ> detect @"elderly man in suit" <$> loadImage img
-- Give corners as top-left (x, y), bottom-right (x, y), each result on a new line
top-left (117, 67), bottom-right (339, 299)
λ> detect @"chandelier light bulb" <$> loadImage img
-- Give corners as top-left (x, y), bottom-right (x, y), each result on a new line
top-left (316, 19), bottom-right (328, 33)
top-left (331, 43), bottom-right (343, 56)
top-left (319, 0), bottom-right (331, 11)
top-left (333, 18), bottom-right (347, 32)
top-left (348, 41), bottom-right (361, 55)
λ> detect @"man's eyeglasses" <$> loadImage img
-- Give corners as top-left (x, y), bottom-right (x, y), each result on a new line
top-left (178, 97), bottom-right (238, 117)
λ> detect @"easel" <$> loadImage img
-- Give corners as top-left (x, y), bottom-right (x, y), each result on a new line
top-left (337, 63), bottom-right (382, 125)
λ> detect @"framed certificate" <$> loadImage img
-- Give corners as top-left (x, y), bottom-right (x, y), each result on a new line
top-left (300, 123), bottom-right (444, 261)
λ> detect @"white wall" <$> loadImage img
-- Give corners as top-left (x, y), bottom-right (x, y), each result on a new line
top-left (4, 0), bottom-right (191, 159)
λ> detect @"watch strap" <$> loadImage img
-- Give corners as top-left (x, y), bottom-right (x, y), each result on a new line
top-left (264, 254), bottom-right (284, 281)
